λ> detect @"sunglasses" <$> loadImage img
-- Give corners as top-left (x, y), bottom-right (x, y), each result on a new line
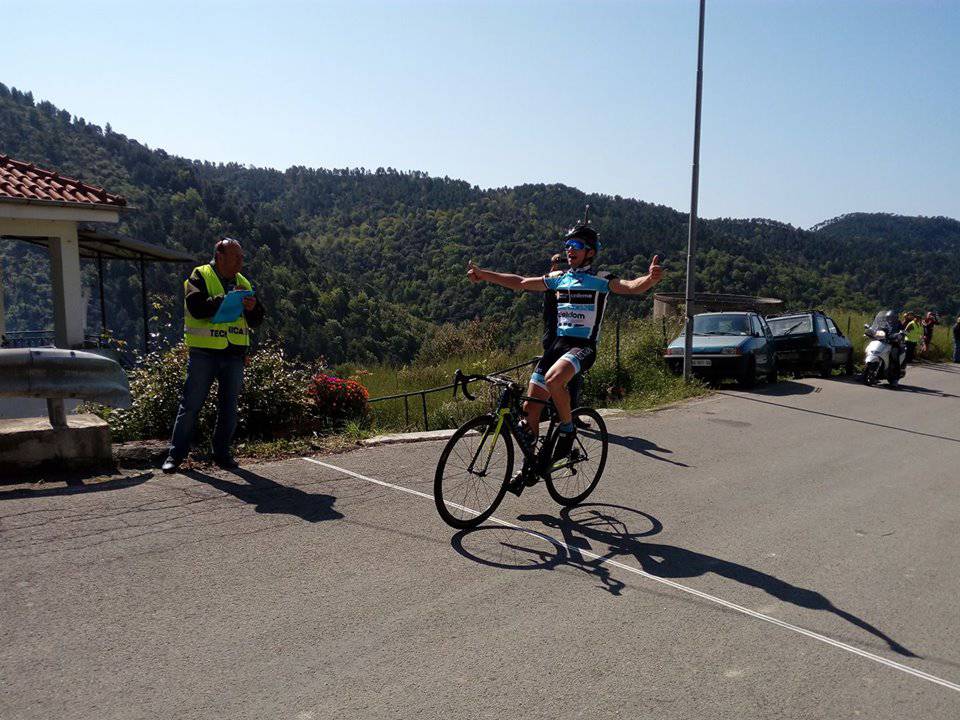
top-left (565, 239), bottom-right (586, 251)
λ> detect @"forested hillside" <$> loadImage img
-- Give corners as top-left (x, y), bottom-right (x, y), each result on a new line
top-left (2, 83), bottom-right (958, 364)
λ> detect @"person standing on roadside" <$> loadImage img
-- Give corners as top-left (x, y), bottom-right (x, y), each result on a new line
top-left (903, 312), bottom-right (922, 363)
top-left (541, 253), bottom-right (564, 351)
top-left (920, 311), bottom-right (938, 357)
top-left (953, 316), bottom-right (960, 363)
top-left (162, 238), bottom-right (265, 473)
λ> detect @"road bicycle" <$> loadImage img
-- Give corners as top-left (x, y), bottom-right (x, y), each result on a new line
top-left (434, 370), bottom-right (609, 529)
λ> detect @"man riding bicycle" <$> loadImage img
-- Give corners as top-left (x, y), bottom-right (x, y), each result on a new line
top-left (466, 217), bottom-right (663, 462)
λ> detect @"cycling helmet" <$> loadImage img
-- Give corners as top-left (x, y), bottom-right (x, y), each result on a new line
top-left (564, 223), bottom-right (600, 250)
top-left (564, 204), bottom-right (601, 251)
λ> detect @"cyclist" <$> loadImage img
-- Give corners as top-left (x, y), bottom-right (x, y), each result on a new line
top-left (467, 220), bottom-right (663, 461)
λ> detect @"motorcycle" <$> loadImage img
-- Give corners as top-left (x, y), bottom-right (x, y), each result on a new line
top-left (862, 324), bottom-right (905, 386)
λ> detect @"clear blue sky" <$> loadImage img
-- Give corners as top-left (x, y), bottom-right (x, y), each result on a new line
top-left (4, 0), bottom-right (958, 228)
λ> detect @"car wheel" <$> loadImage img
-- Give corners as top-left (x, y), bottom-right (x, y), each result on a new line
top-left (819, 351), bottom-right (833, 379)
top-left (737, 356), bottom-right (757, 389)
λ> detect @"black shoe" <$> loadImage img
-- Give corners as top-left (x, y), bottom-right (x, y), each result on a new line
top-left (507, 472), bottom-right (526, 496)
top-left (213, 454), bottom-right (239, 469)
top-left (552, 429), bottom-right (576, 463)
top-left (161, 456), bottom-right (181, 474)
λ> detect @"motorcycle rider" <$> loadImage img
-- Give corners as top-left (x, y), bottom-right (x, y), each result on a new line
top-left (871, 310), bottom-right (905, 382)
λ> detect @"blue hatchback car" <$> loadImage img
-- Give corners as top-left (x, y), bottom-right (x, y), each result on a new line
top-left (664, 311), bottom-right (778, 387)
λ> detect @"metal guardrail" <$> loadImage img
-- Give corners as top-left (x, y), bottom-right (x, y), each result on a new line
top-left (0, 348), bottom-right (132, 427)
top-left (368, 357), bottom-right (539, 431)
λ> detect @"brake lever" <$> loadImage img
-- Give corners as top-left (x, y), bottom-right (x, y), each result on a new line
top-left (452, 369), bottom-right (463, 399)
top-left (461, 374), bottom-right (476, 401)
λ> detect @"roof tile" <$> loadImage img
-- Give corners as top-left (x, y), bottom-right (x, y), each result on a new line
top-left (0, 155), bottom-right (126, 207)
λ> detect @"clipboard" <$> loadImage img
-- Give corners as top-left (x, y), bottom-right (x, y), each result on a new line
top-left (211, 290), bottom-right (254, 324)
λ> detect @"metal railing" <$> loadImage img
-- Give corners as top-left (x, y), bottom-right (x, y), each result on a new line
top-left (368, 357), bottom-right (539, 431)
top-left (1, 330), bottom-right (113, 349)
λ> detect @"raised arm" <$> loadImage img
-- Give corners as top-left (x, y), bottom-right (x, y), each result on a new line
top-left (467, 260), bottom-right (547, 292)
top-left (609, 255), bottom-right (664, 296)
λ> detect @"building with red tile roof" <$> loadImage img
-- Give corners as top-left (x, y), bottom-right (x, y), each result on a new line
top-left (0, 154), bottom-right (126, 208)
top-left (0, 154), bottom-right (192, 381)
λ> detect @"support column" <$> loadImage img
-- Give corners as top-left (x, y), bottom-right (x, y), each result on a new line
top-left (97, 252), bottom-right (107, 336)
top-left (48, 223), bottom-right (84, 349)
top-left (0, 255), bottom-right (6, 345)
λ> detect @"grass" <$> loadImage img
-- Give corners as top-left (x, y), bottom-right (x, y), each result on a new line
top-left (337, 316), bottom-right (708, 435)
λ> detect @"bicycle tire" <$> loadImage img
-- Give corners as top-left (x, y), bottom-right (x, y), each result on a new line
top-left (434, 414), bottom-right (514, 529)
top-left (544, 408), bottom-right (608, 506)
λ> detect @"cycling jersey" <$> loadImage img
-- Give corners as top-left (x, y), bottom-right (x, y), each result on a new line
top-left (542, 266), bottom-right (614, 344)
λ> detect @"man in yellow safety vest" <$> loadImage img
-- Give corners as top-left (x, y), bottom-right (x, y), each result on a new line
top-left (162, 238), bottom-right (264, 473)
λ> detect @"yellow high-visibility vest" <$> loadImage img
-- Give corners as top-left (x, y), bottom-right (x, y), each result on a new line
top-left (904, 320), bottom-right (922, 344)
top-left (183, 264), bottom-right (252, 350)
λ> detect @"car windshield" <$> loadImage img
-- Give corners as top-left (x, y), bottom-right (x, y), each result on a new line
top-left (692, 314), bottom-right (750, 336)
top-left (767, 316), bottom-right (813, 336)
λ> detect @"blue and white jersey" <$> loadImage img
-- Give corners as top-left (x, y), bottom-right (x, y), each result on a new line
top-left (543, 266), bottom-right (614, 344)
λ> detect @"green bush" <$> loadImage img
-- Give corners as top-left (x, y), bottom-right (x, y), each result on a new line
top-left (237, 343), bottom-right (315, 439)
top-left (87, 341), bottom-right (319, 443)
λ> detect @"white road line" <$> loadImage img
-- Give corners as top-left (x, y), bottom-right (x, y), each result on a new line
top-left (302, 456), bottom-right (960, 694)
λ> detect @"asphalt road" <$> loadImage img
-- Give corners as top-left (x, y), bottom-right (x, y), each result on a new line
top-left (3, 364), bottom-right (960, 719)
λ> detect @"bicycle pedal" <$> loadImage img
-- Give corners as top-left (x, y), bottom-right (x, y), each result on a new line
top-left (506, 473), bottom-right (526, 496)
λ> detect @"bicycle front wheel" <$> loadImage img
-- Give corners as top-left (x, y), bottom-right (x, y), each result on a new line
top-left (545, 407), bottom-right (608, 506)
top-left (434, 414), bottom-right (514, 529)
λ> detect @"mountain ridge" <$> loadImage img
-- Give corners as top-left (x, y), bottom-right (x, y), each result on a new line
top-left (2, 82), bottom-right (958, 363)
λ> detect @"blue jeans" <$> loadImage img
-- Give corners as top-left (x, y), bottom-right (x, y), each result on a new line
top-left (168, 351), bottom-right (244, 460)
top-left (953, 343), bottom-right (960, 363)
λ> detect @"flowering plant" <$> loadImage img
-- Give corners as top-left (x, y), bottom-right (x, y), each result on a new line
top-left (307, 373), bottom-right (370, 421)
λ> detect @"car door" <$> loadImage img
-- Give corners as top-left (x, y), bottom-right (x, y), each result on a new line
top-left (757, 315), bottom-right (777, 359)
top-left (758, 315), bottom-right (776, 364)
top-left (824, 316), bottom-right (849, 365)
top-left (813, 313), bottom-right (831, 362)
top-left (750, 314), bottom-right (769, 367)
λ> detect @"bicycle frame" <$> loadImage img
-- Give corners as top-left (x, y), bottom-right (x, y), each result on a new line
top-left (466, 385), bottom-right (557, 480)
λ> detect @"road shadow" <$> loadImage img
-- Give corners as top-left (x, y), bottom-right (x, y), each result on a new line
top-left (718, 392), bottom-right (960, 445)
top-left (606, 434), bottom-right (690, 468)
top-left (756, 380), bottom-right (818, 396)
top-left (910, 362), bottom-right (960, 375)
top-left (0, 472), bottom-right (152, 500)
top-left (185, 468), bottom-right (343, 523)
top-left (890, 383), bottom-right (960, 398)
top-left (454, 503), bottom-right (917, 658)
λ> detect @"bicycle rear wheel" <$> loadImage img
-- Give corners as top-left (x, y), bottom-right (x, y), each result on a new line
top-left (434, 414), bottom-right (514, 529)
top-left (545, 408), bottom-right (608, 506)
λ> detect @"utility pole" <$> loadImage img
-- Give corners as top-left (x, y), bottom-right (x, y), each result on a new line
top-left (683, 0), bottom-right (706, 380)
